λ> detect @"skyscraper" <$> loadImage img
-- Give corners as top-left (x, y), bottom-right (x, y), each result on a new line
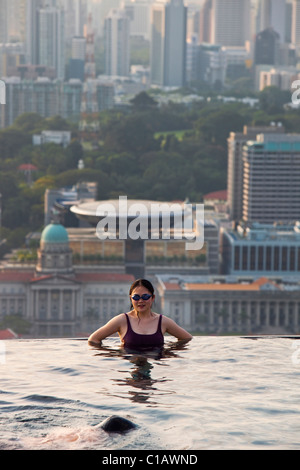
top-left (257, 0), bottom-right (287, 42)
top-left (227, 125), bottom-right (285, 222)
top-left (0, 0), bottom-right (8, 43)
top-left (210, 0), bottom-right (251, 47)
top-left (254, 28), bottom-right (281, 65)
top-left (292, 0), bottom-right (300, 54)
top-left (39, 6), bottom-right (65, 80)
top-left (26, 0), bottom-right (45, 65)
top-left (243, 133), bottom-right (300, 224)
top-left (124, 0), bottom-right (153, 40)
top-left (104, 8), bottom-right (130, 77)
top-left (150, 0), bottom-right (187, 88)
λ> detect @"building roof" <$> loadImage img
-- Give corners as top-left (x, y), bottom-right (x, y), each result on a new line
top-left (0, 329), bottom-right (18, 339)
top-left (18, 164), bottom-right (38, 171)
top-left (0, 271), bottom-right (35, 282)
top-left (184, 277), bottom-right (279, 292)
top-left (41, 223), bottom-right (69, 244)
top-left (75, 273), bottom-right (134, 283)
top-left (203, 190), bottom-right (227, 201)
top-left (0, 271), bottom-right (134, 284)
top-left (158, 276), bottom-right (281, 292)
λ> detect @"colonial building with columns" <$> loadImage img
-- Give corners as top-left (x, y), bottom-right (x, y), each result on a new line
top-left (156, 274), bottom-right (300, 334)
top-left (0, 222), bottom-right (134, 337)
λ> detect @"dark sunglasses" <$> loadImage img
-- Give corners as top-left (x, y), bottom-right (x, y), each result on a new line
top-left (131, 294), bottom-right (152, 301)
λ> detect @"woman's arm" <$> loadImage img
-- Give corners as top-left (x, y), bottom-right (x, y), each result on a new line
top-left (163, 316), bottom-right (193, 342)
top-left (87, 314), bottom-right (124, 346)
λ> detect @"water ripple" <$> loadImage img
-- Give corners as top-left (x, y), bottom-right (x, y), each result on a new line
top-left (2, 336), bottom-right (300, 449)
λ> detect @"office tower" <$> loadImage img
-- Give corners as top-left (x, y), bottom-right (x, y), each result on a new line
top-left (84, 13), bottom-right (96, 79)
top-left (59, 0), bottom-right (85, 39)
top-left (124, 0), bottom-right (153, 40)
top-left (292, 0), bottom-right (300, 55)
top-left (257, 0), bottom-right (286, 42)
top-left (199, 0), bottom-right (212, 43)
top-left (150, 2), bottom-right (165, 86)
top-left (227, 125), bottom-right (285, 222)
top-left (39, 6), bottom-right (65, 80)
top-left (69, 36), bottom-right (86, 80)
top-left (150, 0), bottom-right (187, 88)
top-left (0, 0), bottom-right (8, 43)
top-left (1, 77), bottom-right (83, 128)
top-left (242, 134), bottom-right (300, 224)
top-left (26, 0), bottom-right (45, 65)
top-left (74, 0), bottom-right (86, 37)
top-left (254, 28), bottom-right (281, 65)
top-left (72, 37), bottom-right (86, 61)
top-left (210, 0), bottom-right (251, 47)
top-left (104, 9), bottom-right (130, 77)
top-left (6, 0), bottom-right (26, 43)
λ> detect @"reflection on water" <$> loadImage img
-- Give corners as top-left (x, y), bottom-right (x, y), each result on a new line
top-left (90, 340), bottom-right (189, 405)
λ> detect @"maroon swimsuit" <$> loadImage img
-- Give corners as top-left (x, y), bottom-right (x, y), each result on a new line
top-left (122, 313), bottom-right (164, 350)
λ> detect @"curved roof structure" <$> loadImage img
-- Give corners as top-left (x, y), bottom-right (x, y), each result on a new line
top-left (41, 223), bottom-right (69, 244)
top-left (70, 199), bottom-right (187, 226)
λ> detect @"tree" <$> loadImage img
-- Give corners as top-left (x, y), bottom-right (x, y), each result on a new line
top-left (102, 114), bottom-right (160, 154)
top-left (130, 91), bottom-right (158, 110)
top-left (0, 314), bottom-right (31, 335)
top-left (259, 86), bottom-right (290, 114)
top-left (0, 128), bottom-right (31, 160)
top-left (194, 106), bottom-right (247, 146)
top-left (13, 112), bottom-right (45, 133)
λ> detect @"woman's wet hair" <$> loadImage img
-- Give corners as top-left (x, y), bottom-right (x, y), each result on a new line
top-left (129, 279), bottom-right (155, 310)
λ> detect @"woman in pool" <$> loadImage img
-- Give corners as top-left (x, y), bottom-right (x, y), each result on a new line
top-left (88, 278), bottom-right (192, 350)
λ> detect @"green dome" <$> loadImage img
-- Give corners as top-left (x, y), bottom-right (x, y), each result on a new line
top-left (41, 223), bottom-right (69, 244)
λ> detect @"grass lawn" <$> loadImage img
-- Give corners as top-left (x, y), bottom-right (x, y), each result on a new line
top-left (154, 129), bottom-right (191, 142)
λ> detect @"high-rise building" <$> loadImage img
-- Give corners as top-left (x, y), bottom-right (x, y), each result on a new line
top-left (256, 0), bottom-right (287, 42)
top-left (124, 0), bottom-right (153, 40)
top-left (5, 0), bottom-right (26, 43)
top-left (38, 6), bottom-right (65, 80)
top-left (0, 77), bottom-right (83, 128)
top-left (59, 0), bottom-right (86, 39)
top-left (104, 8), bottom-right (130, 77)
top-left (0, 0), bottom-right (8, 43)
top-left (150, 0), bottom-right (187, 88)
top-left (26, 0), bottom-right (45, 65)
top-left (199, 0), bottom-right (212, 43)
top-left (227, 125), bottom-right (286, 222)
top-left (210, 0), bottom-right (251, 47)
top-left (292, 0), bottom-right (300, 55)
top-left (243, 133), bottom-right (300, 224)
top-left (254, 28), bottom-right (281, 65)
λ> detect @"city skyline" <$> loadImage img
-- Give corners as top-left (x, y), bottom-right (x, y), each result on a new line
top-left (0, 1), bottom-right (298, 80)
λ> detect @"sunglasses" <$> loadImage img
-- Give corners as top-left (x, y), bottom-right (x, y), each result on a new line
top-left (131, 294), bottom-right (152, 301)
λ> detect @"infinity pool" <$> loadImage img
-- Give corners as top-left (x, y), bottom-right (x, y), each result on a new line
top-left (1, 336), bottom-right (300, 450)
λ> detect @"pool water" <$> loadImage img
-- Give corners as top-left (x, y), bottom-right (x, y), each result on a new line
top-left (1, 336), bottom-right (300, 450)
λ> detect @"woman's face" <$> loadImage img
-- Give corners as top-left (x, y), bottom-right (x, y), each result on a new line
top-left (130, 285), bottom-right (154, 313)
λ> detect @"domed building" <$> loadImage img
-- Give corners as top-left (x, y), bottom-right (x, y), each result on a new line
top-left (36, 222), bottom-right (74, 275)
top-left (0, 221), bottom-right (134, 337)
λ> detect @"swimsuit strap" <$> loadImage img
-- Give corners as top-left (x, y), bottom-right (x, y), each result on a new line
top-left (124, 312), bottom-right (132, 330)
top-left (157, 314), bottom-right (162, 332)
